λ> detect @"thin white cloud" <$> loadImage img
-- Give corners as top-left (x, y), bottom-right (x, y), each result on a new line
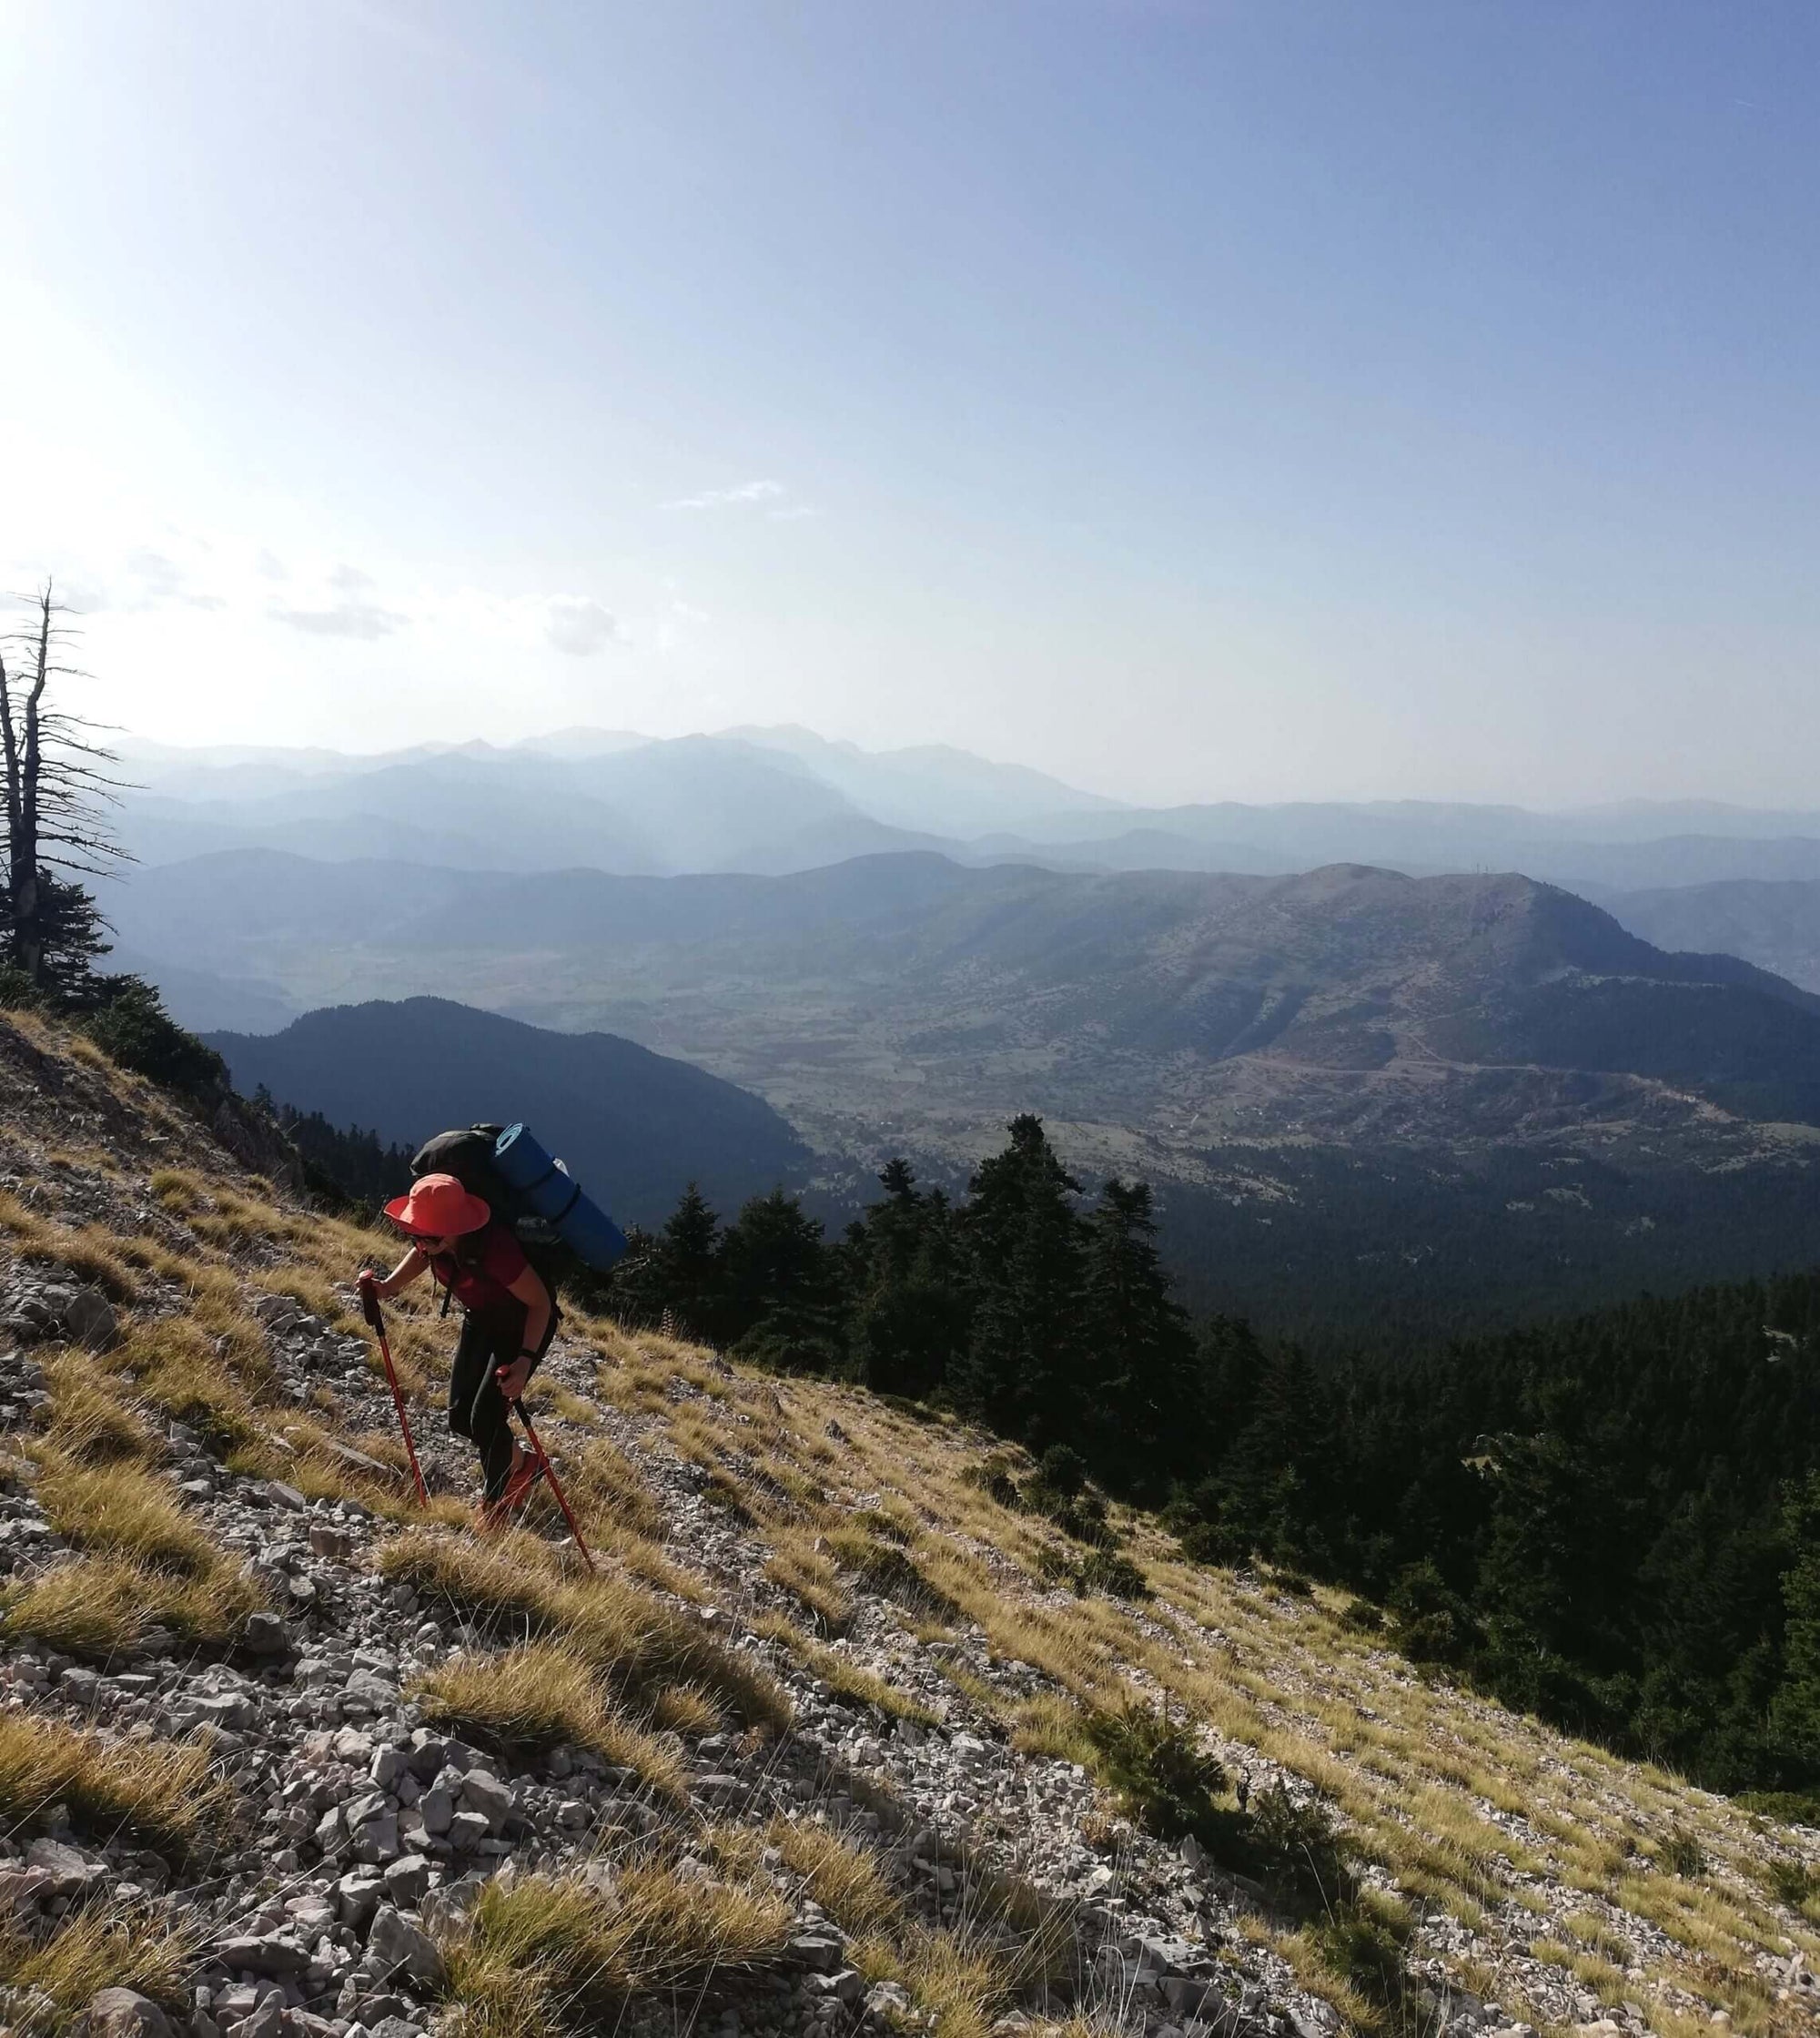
top-left (119, 547), bottom-right (227, 611)
top-left (269, 599), bottom-right (408, 640)
top-left (545, 596), bottom-right (623, 656)
top-left (662, 479), bottom-right (788, 512)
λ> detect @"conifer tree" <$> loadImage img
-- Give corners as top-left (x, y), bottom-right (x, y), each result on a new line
top-left (719, 1189), bottom-right (842, 1367)
top-left (656, 1181), bottom-right (725, 1343)
top-left (1773, 1472), bottom-right (1820, 1769)
top-left (849, 1161), bottom-right (970, 1396)
top-left (1080, 1178), bottom-right (1198, 1488)
top-left (953, 1114), bottom-right (1087, 1441)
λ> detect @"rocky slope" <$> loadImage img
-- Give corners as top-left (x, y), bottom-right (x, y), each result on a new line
top-left (0, 1010), bottom-right (1815, 2038)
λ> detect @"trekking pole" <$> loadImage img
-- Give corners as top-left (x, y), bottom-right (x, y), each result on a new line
top-left (510, 1398), bottom-right (596, 1574)
top-left (357, 1274), bottom-right (430, 1508)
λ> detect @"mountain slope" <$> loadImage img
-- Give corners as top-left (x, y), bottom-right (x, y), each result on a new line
top-left (0, 1009), bottom-right (1813, 2038)
top-left (718, 723), bottom-right (1118, 836)
top-left (1608, 877), bottom-right (1820, 995)
top-left (204, 997), bottom-right (812, 1226)
top-left (138, 852), bottom-right (1820, 1138)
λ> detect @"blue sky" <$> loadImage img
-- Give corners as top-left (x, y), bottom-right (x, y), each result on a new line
top-left (1, 1), bottom-right (1815, 805)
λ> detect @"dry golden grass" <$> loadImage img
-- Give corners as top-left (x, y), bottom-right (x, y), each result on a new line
top-left (115, 1318), bottom-right (259, 1454)
top-left (766, 1816), bottom-right (902, 1934)
top-left (3, 1018), bottom-right (1809, 2038)
top-left (411, 1642), bottom-right (689, 1800)
top-left (0, 1905), bottom-right (194, 2029)
top-left (2, 1547), bottom-right (268, 1659)
top-left (649, 1680), bottom-right (723, 1736)
top-left (895, 1925), bottom-right (1024, 2038)
top-left (763, 1534), bottom-right (851, 1631)
top-left (34, 1453), bottom-right (217, 1577)
top-left (39, 1354), bottom-right (155, 1464)
top-left (1012, 1692), bottom-right (1097, 1765)
top-left (379, 1526), bottom-right (790, 1730)
top-left (0, 1190), bottom-right (139, 1299)
top-left (566, 1436), bottom-right (668, 1539)
top-left (437, 1856), bottom-right (792, 2038)
top-left (0, 1708), bottom-right (233, 1858)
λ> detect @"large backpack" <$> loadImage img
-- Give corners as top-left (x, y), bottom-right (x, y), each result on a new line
top-left (409, 1123), bottom-right (627, 1303)
top-left (410, 1123), bottom-right (570, 1301)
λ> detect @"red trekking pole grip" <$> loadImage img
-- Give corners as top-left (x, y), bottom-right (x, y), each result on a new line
top-left (357, 1269), bottom-right (385, 1332)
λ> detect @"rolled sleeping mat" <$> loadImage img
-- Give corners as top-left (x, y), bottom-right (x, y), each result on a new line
top-left (491, 1121), bottom-right (628, 1272)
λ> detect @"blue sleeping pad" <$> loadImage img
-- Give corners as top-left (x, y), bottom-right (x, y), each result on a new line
top-left (490, 1122), bottom-right (628, 1272)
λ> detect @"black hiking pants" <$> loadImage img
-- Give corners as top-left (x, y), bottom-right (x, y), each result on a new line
top-left (449, 1303), bottom-right (560, 1502)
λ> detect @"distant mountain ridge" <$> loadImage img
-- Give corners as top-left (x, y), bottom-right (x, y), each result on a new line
top-left (203, 997), bottom-right (813, 1228)
top-left (134, 849), bottom-right (1820, 1145)
top-left (115, 727), bottom-right (1820, 890)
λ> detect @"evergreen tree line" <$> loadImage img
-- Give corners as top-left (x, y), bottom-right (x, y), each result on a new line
top-left (611, 1114), bottom-right (1820, 1800)
top-left (1166, 1276), bottom-right (1820, 1799)
top-left (252, 1090), bottom-right (415, 1211)
top-left (611, 1113), bottom-right (1201, 1492)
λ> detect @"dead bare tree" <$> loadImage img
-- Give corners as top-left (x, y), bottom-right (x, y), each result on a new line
top-left (0, 581), bottom-right (132, 998)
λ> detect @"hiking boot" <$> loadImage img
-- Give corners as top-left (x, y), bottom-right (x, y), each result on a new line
top-left (497, 1447), bottom-right (544, 1516)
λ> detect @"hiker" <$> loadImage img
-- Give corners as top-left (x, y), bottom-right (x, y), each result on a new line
top-left (357, 1171), bottom-right (558, 1526)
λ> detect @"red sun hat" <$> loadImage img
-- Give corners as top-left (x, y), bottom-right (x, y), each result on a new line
top-left (383, 1172), bottom-right (493, 1240)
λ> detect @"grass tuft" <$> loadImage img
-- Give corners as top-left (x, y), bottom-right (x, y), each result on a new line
top-left (0, 1708), bottom-right (233, 1858)
top-left (0, 1906), bottom-right (194, 2032)
top-left (411, 1642), bottom-right (689, 1800)
top-left (438, 1858), bottom-right (792, 2038)
top-left (2, 1548), bottom-right (268, 1659)
top-left (40, 1355), bottom-right (155, 1465)
top-left (753, 1611), bottom-right (941, 1725)
top-left (766, 1816), bottom-right (902, 1935)
top-left (34, 1454), bottom-right (216, 1577)
top-left (379, 1527), bottom-right (789, 1731)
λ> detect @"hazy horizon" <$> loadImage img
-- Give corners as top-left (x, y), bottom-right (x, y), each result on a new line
top-left (6, 4), bottom-right (1818, 807)
top-left (106, 722), bottom-right (1820, 824)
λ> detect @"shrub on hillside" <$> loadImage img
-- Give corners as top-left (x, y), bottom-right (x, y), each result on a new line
top-left (1387, 1560), bottom-right (1480, 1667)
top-left (959, 1454), bottom-right (1023, 1509)
top-left (1243, 1778), bottom-right (1350, 1910)
top-left (1740, 1789), bottom-right (1820, 1829)
top-left (1176, 1516), bottom-right (1251, 1567)
top-left (76, 976), bottom-right (225, 1096)
top-left (1657, 1827), bottom-right (1705, 1878)
top-left (0, 963), bottom-right (44, 1010)
top-left (1033, 1444), bottom-right (1087, 1497)
top-left (1310, 1888), bottom-right (1421, 2033)
top-left (1083, 1702), bottom-right (1228, 1842)
top-left (1077, 1547), bottom-right (1151, 1599)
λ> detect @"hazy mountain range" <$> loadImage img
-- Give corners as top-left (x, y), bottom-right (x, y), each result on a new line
top-left (103, 727), bottom-right (1820, 1333)
top-left (118, 844), bottom-right (1820, 1335)
top-left (118, 847), bottom-right (1820, 1150)
top-left (114, 727), bottom-right (1820, 892)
